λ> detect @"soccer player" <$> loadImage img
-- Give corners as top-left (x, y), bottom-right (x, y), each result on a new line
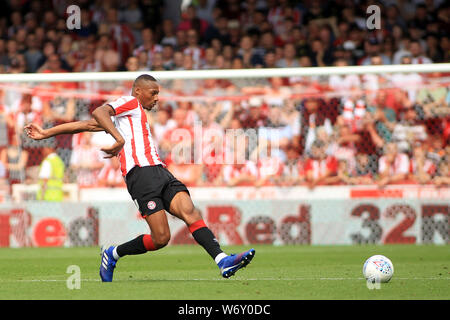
top-left (24, 74), bottom-right (255, 282)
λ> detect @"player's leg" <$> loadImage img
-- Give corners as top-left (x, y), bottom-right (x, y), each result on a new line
top-left (167, 190), bottom-right (255, 278)
top-left (168, 191), bottom-right (226, 262)
top-left (115, 209), bottom-right (170, 257)
top-left (99, 209), bottom-right (170, 282)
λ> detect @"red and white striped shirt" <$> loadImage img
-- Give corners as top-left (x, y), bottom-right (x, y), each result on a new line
top-left (107, 96), bottom-right (164, 176)
top-left (304, 156), bottom-right (338, 180)
top-left (378, 153), bottom-right (409, 176)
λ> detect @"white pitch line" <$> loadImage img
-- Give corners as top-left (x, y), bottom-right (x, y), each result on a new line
top-left (1, 277), bottom-right (449, 283)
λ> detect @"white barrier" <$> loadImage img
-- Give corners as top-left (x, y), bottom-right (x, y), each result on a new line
top-left (0, 188), bottom-right (448, 247)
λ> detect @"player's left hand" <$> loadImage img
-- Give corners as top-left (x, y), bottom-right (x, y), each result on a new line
top-left (24, 123), bottom-right (47, 140)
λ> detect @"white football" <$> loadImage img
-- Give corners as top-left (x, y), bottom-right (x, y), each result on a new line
top-left (363, 255), bottom-right (394, 283)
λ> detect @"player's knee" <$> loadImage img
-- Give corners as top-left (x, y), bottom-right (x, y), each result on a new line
top-left (183, 207), bottom-right (202, 226)
top-left (153, 231), bottom-right (170, 249)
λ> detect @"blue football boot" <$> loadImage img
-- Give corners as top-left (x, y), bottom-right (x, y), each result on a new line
top-left (218, 248), bottom-right (255, 278)
top-left (99, 246), bottom-right (117, 282)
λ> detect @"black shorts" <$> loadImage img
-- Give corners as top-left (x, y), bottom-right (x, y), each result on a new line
top-left (125, 165), bottom-right (189, 217)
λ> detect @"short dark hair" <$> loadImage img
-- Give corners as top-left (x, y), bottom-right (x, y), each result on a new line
top-left (135, 74), bottom-right (157, 83)
top-left (132, 74), bottom-right (157, 91)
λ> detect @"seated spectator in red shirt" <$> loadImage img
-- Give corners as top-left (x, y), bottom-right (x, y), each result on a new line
top-left (304, 139), bottom-right (339, 189)
top-left (409, 144), bottom-right (436, 184)
top-left (377, 142), bottom-right (410, 187)
top-left (254, 141), bottom-right (284, 187)
top-left (97, 156), bottom-right (126, 188)
top-left (221, 160), bottom-right (258, 187)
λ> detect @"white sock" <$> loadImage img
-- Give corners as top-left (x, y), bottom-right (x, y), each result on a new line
top-left (214, 252), bottom-right (228, 265)
top-left (112, 246), bottom-right (120, 260)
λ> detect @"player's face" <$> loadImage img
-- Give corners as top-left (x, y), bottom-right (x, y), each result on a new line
top-left (137, 81), bottom-right (160, 110)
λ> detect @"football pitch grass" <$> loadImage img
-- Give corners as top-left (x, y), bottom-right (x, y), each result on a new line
top-left (0, 245), bottom-right (448, 300)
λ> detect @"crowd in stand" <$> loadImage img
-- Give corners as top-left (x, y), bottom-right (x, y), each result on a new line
top-left (0, 0), bottom-right (449, 195)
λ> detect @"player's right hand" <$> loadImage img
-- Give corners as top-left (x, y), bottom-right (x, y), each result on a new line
top-left (24, 123), bottom-right (47, 140)
top-left (101, 139), bottom-right (125, 158)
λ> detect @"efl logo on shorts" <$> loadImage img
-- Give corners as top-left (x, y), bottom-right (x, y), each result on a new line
top-left (147, 201), bottom-right (156, 210)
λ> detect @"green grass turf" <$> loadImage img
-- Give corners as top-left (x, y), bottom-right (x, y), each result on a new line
top-left (0, 245), bottom-right (448, 300)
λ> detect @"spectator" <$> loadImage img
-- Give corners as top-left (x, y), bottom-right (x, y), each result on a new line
top-left (161, 44), bottom-right (176, 70)
top-left (409, 40), bottom-right (433, 64)
top-left (0, 132), bottom-right (28, 186)
top-left (409, 143), bottom-right (436, 184)
top-left (160, 18), bottom-right (178, 47)
top-left (392, 105), bottom-right (428, 154)
top-left (366, 90), bottom-right (397, 143)
top-left (304, 139), bottom-right (338, 189)
top-left (73, 40), bottom-right (102, 73)
top-left (150, 103), bottom-right (176, 147)
top-left (36, 144), bottom-right (65, 201)
top-left (177, 4), bottom-right (209, 37)
top-left (267, 0), bottom-right (301, 38)
top-left (119, 0), bottom-right (144, 44)
top-left (221, 156), bottom-right (258, 187)
top-left (69, 132), bottom-right (104, 188)
top-left (97, 156), bottom-right (126, 188)
top-left (105, 8), bottom-right (135, 66)
top-left (353, 152), bottom-right (375, 184)
top-left (432, 159), bottom-right (450, 187)
top-left (41, 85), bottom-right (76, 167)
top-left (300, 97), bottom-right (334, 155)
top-left (377, 142), bottom-right (410, 187)
top-left (276, 43), bottom-right (300, 68)
top-left (183, 29), bottom-right (205, 69)
top-left (254, 140), bottom-right (284, 186)
top-left (133, 28), bottom-right (162, 69)
top-left (281, 144), bottom-right (304, 186)
top-left (203, 15), bottom-right (230, 46)
top-left (308, 38), bottom-right (333, 67)
top-left (360, 39), bottom-right (391, 66)
top-left (239, 97), bottom-right (268, 130)
top-left (166, 145), bottom-right (203, 187)
top-left (159, 107), bottom-right (194, 162)
top-left (195, 0), bottom-right (217, 25)
top-left (23, 33), bottom-right (43, 73)
top-left (259, 99), bottom-right (293, 151)
top-left (328, 59), bottom-right (361, 99)
top-left (76, 9), bottom-right (99, 39)
top-left (389, 55), bottom-right (423, 103)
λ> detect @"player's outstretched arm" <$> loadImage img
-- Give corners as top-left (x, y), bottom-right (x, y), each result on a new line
top-left (92, 104), bottom-right (125, 158)
top-left (24, 119), bottom-right (104, 140)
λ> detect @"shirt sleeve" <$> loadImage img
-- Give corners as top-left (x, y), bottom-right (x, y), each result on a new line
top-left (107, 96), bottom-right (139, 117)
